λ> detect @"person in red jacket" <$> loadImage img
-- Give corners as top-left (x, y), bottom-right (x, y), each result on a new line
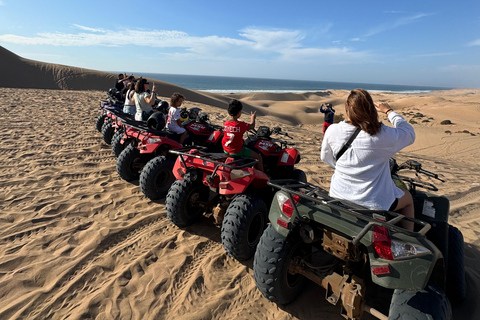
top-left (222, 100), bottom-right (263, 171)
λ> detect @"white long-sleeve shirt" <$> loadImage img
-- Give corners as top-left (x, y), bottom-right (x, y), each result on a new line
top-left (320, 111), bottom-right (415, 210)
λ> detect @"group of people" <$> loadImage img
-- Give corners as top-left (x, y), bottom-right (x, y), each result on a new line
top-left (114, 74), bottom-right (188, 144)
top-left (219, 90), bottom-right (416, 231)
top-left (114, 74), bottom-right (417, 231)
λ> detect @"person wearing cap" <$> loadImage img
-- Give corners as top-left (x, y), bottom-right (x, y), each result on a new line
top-left (132, 78), bottom-right (156, 121)
top-left (166, 92), bottom-right (187, 144)
top-left (319, 103), bottom-right (336, 134)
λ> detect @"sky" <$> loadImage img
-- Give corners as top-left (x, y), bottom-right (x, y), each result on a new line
top-left (0, 0), bottom-right (479, 88)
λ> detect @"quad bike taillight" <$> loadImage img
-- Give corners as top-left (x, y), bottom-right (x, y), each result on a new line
top-left (372, 225), bottom-right (430, 261)
top-left (276, 193), bottom-right (301, 228)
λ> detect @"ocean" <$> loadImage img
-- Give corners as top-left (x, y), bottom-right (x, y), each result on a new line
top-left (138, 73), bottom-right (449, 94)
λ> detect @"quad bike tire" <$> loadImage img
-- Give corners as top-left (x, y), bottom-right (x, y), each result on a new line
top-left (446, 224), bottom-right (466, 302)
top-left (139, 156), bottom-right (175, 200)
top-left (116, 144), bottom-right (148, 181)
top-left (253, 224), bottom-right (306, 304)
top-left (389, 284), bottom-right (452, 320)
top-left (96, 114), bottom-right (107, 132)
top-left (166, 171), bottom-right (209, 227)
top-left (111, 129), bottom-right (127, 158)
top-left (101, 121), bottom-right (115, 145)
top-left (222, 193), bottom-right (268, 261)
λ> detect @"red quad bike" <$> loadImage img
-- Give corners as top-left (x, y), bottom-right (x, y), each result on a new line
top-left (253, 159), bottom-right (465, 320)
top-left (138, 108), bottom-right (224, 200)
top-left (116, 108), bottom-right (224, 200)
top-left (165, 126), bottom-right (306, 261)
top-left (105, 98), bottom-right (170, 154)
top-left (99, 107), bottom-right (137, 147)
top-left (113, 106), bottom-right (218, 158)
top-left (116, 114), bottom-right (182, 191)
top-left (95, 88), bottom-right (124, 133)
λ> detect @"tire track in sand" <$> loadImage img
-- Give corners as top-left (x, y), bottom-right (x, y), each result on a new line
top-left (4, 213), bottom-right (171, 320)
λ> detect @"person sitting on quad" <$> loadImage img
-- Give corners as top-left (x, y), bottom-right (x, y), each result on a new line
top-left (132, 78), bottom-right (157, 121)
top-left (166, 92), bottom-right (188, 144)
top-left (320, 89), bottom-right (416, 230)
top-left (122, 81), bottom-right (136, 115)
top-left (222, 99), bottom-right (263, 171)
top-left (115, 73), bottom-right (126, 92)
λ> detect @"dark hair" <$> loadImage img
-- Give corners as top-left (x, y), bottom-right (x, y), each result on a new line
top-left (346, 89), bottom-right (381, 135)
top-left (118, 73), bottom-right (124, 79)
top-left (228, 99), bottom-right (243, 116)
top-left (135, 78), bottom-right (148, 93)
top-left (170, 92), bottom-right (185, 108)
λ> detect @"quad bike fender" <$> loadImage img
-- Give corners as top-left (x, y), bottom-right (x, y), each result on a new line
top-left (266, 190), bottom-right (294, 238)
top-left (206, 130), bottom-right (223, 144)
top-left (216, 168), bottom-right (269, 195)
top-left (139, 138), bottom-right (182, 154)
top-left (172, 156), bottom-right (186, 180)
top-left (185, 122), bottom-right (212, 136)
top-left (276, 148), bottom-right (300, 166)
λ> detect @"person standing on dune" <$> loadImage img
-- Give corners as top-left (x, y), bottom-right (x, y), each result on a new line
top-left (319, 103), bottom-right (336, 134)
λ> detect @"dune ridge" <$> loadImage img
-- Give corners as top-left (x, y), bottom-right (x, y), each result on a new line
top-left (0, 47), bottom-right (480, 319)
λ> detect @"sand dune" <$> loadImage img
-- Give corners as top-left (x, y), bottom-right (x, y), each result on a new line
top-left (1, 47), bottom-right (480, 319)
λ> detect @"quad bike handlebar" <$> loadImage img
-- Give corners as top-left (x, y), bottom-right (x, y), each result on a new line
top-left (393, 159), bottom-right (445, 192)
top-left (247, 126), bottom-right (295, 149)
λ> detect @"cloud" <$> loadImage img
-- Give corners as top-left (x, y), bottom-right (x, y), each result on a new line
top-left (72, 24), bottom-right (107, 33)
top-left (467, 39), bottom-right (480, 46)
top-left (0, 24), bottom-right (374, 64)
top-left (413, 52), bottom-right (457, 57)
top-left (239, 28), bottom-right (304, 51)
top-left (363, 13), bottom-right (435, 38)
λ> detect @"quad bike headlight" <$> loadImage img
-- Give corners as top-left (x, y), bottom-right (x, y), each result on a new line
top-left (390, 240), bottom-right (430, 260)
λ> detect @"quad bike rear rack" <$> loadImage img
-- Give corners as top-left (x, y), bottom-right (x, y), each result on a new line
top-left (267, 179), bottom-right (431, 244)
top-left (119, 117), bottom-right (170, 139)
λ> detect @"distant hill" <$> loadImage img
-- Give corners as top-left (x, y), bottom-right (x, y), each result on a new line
top-left (0, 46), bottom-right (238, 112)
top-left (0, 46), bottom-right (117, 90)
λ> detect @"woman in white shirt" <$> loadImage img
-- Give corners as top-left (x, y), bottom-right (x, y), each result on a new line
top-left (123, 82), bottom-right (136, 115)
top-left (133, 78), bottom-right (157, 121)
top-left (320, 89), bottom-right (416, 230)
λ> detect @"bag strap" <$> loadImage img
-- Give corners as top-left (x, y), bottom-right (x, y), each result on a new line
top-left (335, 127), bottom-right (361, 161)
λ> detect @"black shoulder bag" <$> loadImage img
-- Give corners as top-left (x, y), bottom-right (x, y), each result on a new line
top-left (335, 127), bottom-right (361, 161)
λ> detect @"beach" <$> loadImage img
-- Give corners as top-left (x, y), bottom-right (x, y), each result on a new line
top-left (1, 47), bottom-right (480, 319)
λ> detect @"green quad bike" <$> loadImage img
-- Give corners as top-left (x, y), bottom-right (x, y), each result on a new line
top-left (253, 159), bottom-right (465, 320)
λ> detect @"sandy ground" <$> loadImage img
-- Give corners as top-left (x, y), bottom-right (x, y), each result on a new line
top-left (0, 87), bottom-right (479, 320)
